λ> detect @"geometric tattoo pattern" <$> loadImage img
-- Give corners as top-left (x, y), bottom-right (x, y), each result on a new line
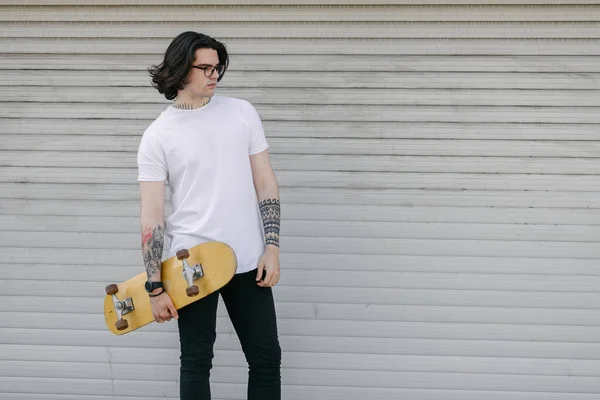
top-left (259, 198), bottom-right (280, 247)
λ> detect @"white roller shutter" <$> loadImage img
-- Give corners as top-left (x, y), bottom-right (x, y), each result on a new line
top-left (1, 2), bottom-right (600, 399)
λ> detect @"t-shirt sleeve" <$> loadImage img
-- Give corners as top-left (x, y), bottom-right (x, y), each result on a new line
top-left (137, 132), bottom-right (168, 181)
top-left (244, 102), bottom-right (269, 155)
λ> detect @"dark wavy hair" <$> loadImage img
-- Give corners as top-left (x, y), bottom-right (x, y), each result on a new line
top-left (148, 31), bottom-right (229, 100)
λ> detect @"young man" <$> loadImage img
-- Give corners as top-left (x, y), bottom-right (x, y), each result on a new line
top-left (137, 31), bottom-right (282, 400)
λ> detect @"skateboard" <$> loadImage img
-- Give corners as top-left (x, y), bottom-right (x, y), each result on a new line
top-left (104, 241), bottom-right (237, 335)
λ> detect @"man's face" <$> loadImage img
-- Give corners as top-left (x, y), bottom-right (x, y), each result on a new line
top-left (184, 48), bottom-right (221, 98)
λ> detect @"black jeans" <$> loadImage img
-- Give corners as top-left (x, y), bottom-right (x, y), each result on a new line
top-left (177, 268), bottom-right (281, 400)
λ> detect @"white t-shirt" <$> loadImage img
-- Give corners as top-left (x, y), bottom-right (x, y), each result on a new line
top-left (137, 96), bottom-right (269, 274)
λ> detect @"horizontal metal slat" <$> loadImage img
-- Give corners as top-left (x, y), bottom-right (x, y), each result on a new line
top-left (2, 215), bottom-right (599, 242)
top-left (3, 119), bottom-right (598, 140)
top-left (4, 328), bottom-right (600, 364)
top-left (2, 167), bottom-right (600, 191)
top-left (1, 231), bottom-right (599, 258)
top-left (9, 0), bottom-right (600, 6)
top-left (2, 184), bottom-right (599, 208)
top-left (4, 104), bottom-right (600, 123)
top-left (6, 311), bottom-right (600, 345)
top-left (3, 38), bottom-right (600, 55)
top-left (4, 199), bottom-right (600, 226)
top-left (7, 86), bottom-right (600, 107)
top-left (2, 137), bottom-right (599, 157)
top-left (4, 54), bottom-right (599, 73)
top-left (4, 21), bottom-right (600, 39)
top-left (4, 152), bottom-right (600, 174)
top-left (3, 360), bottom-right (600, 395)
top-left (5, 298), bottom-right (600, 327)
top-left (2, 5), bottom-right (600, 22)
top-left (5, 343), bottom-right (600, 378)
top-left (4, 70), bottom-right (599, 89)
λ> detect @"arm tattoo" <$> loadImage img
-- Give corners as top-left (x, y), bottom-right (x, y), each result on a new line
top-left (142, 225), bottom-right (164, 280)
top-left (259, 199), bottom-right (280, 247)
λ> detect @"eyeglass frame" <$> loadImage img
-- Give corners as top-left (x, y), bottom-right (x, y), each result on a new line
top-left (191, 63), bottom-right (225, 78)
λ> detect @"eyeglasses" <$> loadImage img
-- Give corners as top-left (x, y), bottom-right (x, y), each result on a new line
top-left (191, 64), bottom-right (225, 77)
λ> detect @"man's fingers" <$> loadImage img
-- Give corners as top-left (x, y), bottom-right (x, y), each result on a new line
top-left (257, 269), bottom-right (270, 286)
top-left (267, 268), bottom-right (280, 286)
top-left (259, 269), bottom-right (279, 287)
top-left (266, 271), bottom-right (276, 287)
top-left (153, 309), bottom-right (162, 323)
top-left (159, 310), bottom-right (171, 321)
top-left (265, 272), bottom-right (272, 286)
top-left (153, 298), bottom-right (177, 323)
top-left (168, 303), bottom-right (179, 319)
top-left (256, 263), bottom-right (265, 281)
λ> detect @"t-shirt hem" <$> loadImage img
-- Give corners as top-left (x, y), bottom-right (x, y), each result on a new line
top-left (234, 262), bottom-right (259, 275)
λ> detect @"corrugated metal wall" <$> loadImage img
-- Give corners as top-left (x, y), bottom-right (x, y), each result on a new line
top-left (2, 1), bottom-right (600, 399)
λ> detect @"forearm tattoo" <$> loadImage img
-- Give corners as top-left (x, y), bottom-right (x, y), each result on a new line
top-left (259, 199), bottom-right (281, 247)
top-left (142, 225), bottom-right (164, 280)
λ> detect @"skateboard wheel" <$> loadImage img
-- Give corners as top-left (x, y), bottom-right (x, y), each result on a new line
top-left (186, 285), bottom-right (199, 297)
top-left (115, 319), bottom-right (129, 331)
top-left (176, 249), bottom-right (190, 260)
top-left (105, 284), bottom-right (119, 295)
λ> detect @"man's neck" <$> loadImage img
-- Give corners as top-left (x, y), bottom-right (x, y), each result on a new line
top-left (172, 96), bottom-right (211, 110)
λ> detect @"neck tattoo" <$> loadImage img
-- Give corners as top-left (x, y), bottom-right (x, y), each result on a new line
top-left (173, 97), bottom-right (211, 110)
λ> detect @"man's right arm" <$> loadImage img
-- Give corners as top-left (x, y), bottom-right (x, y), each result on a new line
top-left (140, 180), bottom-right (178, 321)
top-left (140, 181), bottom-right (165, 287)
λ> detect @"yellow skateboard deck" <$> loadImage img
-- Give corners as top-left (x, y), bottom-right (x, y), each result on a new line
top-left (104, 241), bottom-right (237, 335)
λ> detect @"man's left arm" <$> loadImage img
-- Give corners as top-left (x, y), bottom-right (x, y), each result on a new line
top-left (250, 149), bottom-right (281, 287)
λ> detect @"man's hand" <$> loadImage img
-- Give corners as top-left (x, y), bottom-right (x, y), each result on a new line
top-left (256, 245), bottom-right (280, 287)
top-left (150, 291), bottom-right (179, 323)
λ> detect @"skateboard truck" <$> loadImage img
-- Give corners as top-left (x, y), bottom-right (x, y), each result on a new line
top-left (177, 249), bottom-right (203, 297)
top-left (105, 284), bottom-right (133, 331)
